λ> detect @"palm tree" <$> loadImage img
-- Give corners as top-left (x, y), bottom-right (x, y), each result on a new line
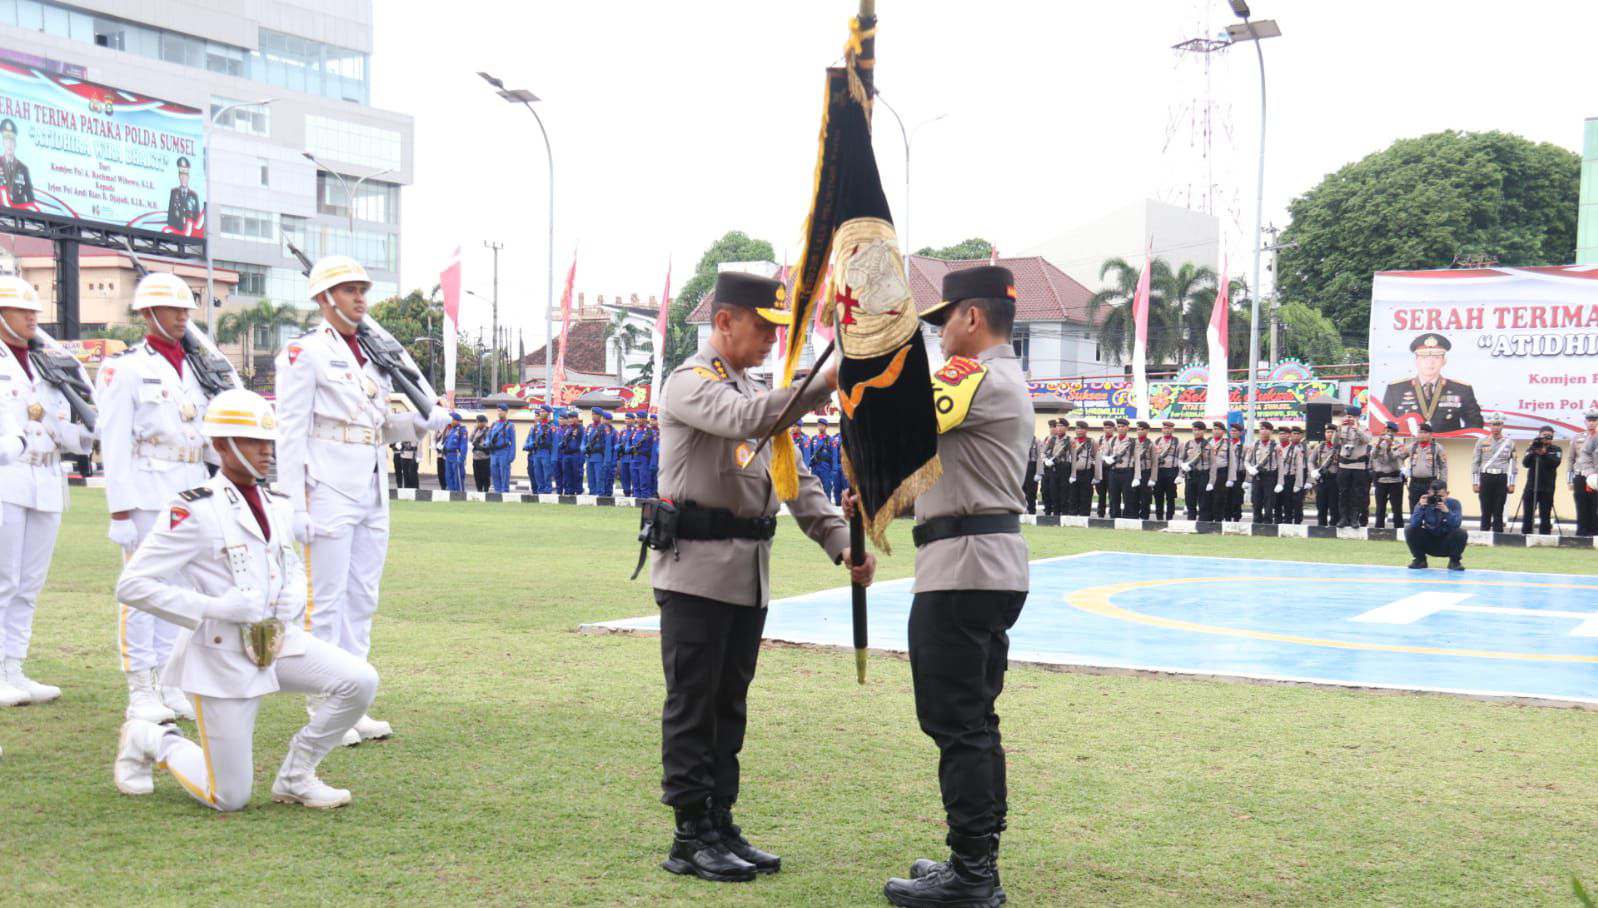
top-left (1184, 276), bottom-right (1252, 376)
top-left (1154, 262), bottom-right (1218, 366)
top-left (1085, 257), bottom-right (1179, 366)
top-left (215, 300), bottom-right (314, 386)
top-left (602, 310), bottom-right (647, 384)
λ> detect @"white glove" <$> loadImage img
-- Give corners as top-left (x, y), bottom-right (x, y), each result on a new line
top-left (1589, 474), bottom-right (1597, 492)
top-left (1102, 453), bottom-right (1114, 464)
top-left (1246, 465), bottom-right (1259, 477)
top-left (1069, 475), bottom-right (1076, 484)
top-left (22, 422), bottom-right (56, 456)
top-left (1310, 469), bottom-right (1320, 482)
top-left (1132, 479), bottom-right (1141, 488)
top-left (107, 518), bottom-right (139, 550)
top-left (204, 587), bottom-right (265, 624)
top-left (417, 407), bottom-right (451, 433)
top-left (1226, 480), bottom-right (1235, 488)
top-left (1401, 468), bottom-right (1411, 480)
top-left (292, 512), bottom-right (314, 545)
top-left (1206, 483), bottom-right (1214, 492)
top-left (1274, 484), bottom-right (1283, 494)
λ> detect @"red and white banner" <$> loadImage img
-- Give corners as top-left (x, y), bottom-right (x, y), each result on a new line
top-left (439, 247), bottom-right (461, 406)
top-left (1206, 257), bottom-right (1230, 422)
top-left (1367, 265), bottom-right (1598, 438)
top-left (1130, 244), bottom-right (1152, 418)
top-left (651, 258), bottom-right (670, 408)
top-left (553, 251), bottom-right (577, 403)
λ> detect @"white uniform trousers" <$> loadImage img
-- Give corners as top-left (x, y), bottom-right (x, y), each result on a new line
top-left (154, 635), bottom-right (377, 812)
top-left (116, 509), bottom-right (181, 673)
top-left (0, 503), bottom-right (62, 661)
top-left (304, 470), bottom-right (389, 660)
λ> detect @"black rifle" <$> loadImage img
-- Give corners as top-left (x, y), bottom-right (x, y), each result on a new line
top-left (282, 235), bottom-right (436, 416)
top-left (27, 337), bottom-right (96, 431)
top-left (116, 237), bottom-right (237, 397)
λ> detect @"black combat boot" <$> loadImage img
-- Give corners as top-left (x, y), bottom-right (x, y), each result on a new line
top-left (908, 829), bottom-right (1005, 905)
top-left (661, 799), bottom-right (757, 883)
top-left (884, 833), bottom-right (1000, 907)
top-left (711, 802), bottom-right (781, 874)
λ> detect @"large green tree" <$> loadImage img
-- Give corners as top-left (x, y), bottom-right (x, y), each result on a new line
top-left (366, 291), bottom-right (489, 397)
top-left (1274, 301), bottom-right (1346, 366)
top-left (1277, 130), bottom-right (1580, 342)
top-left (665, 230), bottom-right (776, 373)
top-left (914, 238), bottom-right (994, 261)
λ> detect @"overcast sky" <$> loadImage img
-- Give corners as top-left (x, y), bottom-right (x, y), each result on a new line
top-left (372, 0), bottom-right (1598, 349)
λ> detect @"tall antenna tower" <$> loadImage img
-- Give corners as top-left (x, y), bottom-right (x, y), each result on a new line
top-left (1162, 1), bottom-right (1243, 235)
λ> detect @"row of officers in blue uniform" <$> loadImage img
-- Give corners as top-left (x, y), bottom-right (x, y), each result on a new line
top-left (395, 403), bottom-right (859, 503)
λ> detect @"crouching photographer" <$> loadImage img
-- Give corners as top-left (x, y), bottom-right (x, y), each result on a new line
top-left (1405, 479), bottom-right (1467, 571)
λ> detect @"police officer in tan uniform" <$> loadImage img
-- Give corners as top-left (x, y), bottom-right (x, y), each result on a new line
top-left (1180, 421), bottom-right (1208, 520)
top-left (884, 266), bottom-right (1030, 908)
top-left (651, 272), bottom-right (874, 884)
top-left (1065, 420), bottom-right (1096, 516)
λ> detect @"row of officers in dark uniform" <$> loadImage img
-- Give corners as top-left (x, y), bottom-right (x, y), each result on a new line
top-left (1026, 407), bottom-right (1598, 537)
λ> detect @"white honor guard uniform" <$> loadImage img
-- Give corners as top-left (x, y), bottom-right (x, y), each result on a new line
top-left (0, 277), bottom-right (92, 707)
top-left (97, 272), bottom-right (241, 723)
top-left (113, 390), bottom-right (377, 811)
top-left (273, 256), bottom-right (445, 742)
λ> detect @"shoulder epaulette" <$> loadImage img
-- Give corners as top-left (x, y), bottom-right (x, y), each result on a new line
top-left (177, 487), bottom-right (213, 502)
top-left (108, 346), bottom-right (137, 359)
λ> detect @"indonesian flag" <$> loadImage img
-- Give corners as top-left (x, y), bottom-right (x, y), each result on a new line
top-left (553, 251), bottom-right (577, 403)
top-left (650, 258), bottom-right (670, 408)
top-left (1206, 257), bottom-right (1231, 422)
top-left (440, 247), bottom-right (461, 407)
top-left (1130, 242), bottom-right (1152, 418)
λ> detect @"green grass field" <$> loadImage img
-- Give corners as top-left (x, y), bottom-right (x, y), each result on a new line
top-left (2, 488), bottom-right (1595, 906)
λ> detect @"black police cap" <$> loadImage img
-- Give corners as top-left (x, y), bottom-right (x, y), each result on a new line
top-left (1259, 420), bottom-right (1274, 430)
top-left (1417, 422), bottom-right (1433, 432)
top-left (176, 156), bottom-right (191, 170)
top-left (922, 265), bottom-right (1016, 327)
top-left (1075, 420), bottom-right (1089, 429)
top-left (0, 119), bottom-right (15, 136)
top-left (1410, 333), bottom-right (1450, 352)
top-left (1192, 420), bottom-right (1207, 430)
top-left (713, 272), bottom-right (792, 326)
top-left (1136, 420), bottom-right (1150, 429)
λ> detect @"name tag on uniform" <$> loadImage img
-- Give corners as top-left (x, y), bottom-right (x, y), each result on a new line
top-left (329, 359), bottom-right (350, 368)
top-left (143, 378), bottom-right (161, 384)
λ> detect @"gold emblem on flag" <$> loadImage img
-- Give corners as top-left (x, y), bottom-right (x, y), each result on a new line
top-left (829, 218), bottom-right (917, 360)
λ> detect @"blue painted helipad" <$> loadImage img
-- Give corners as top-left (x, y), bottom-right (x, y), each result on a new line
top-left (587, 552), bottom-right (1598, 706)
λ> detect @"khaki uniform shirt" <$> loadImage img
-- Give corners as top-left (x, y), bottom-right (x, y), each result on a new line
top-left (1404, 440), bottom-right (1448, 480)
top-left (650, 343), bottom-right (847, 608)
top-left (1207, 436), bottom-right (1238, 488)
top-left (1180, 437), bottom-right (1209, 473)
top-left (1279, 442), bottom-right (1308, 487)
top-left (1335, 426), bottom-right (1372, 470)
top-left (1244, 439), bottom-right (1282, 475)
top-left (1309, 440), bottom-right (1339, 478)
top-left (1471, 435), bottom-right (1519, 486)
top-left (914, 344), bottom-right (1031, 594)
top-left (1067, 436), bottom-right (1097, 482)
top-left (1571, 429), bottom-right (1597, 482)
top-left (1370, 435), bottom-right (1404, 480)
top-left (1153, 435), bottom-right (1182, 470)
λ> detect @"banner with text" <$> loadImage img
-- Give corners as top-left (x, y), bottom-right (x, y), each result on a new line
top-left (1368, 266), bottom-right (1598, 438)
top-left (1026, 378), bottom-right (1334, 424)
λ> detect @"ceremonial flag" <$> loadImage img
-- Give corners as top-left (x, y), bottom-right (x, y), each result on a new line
top-left (1131, 243), bottom-right (1152, 419)
top-left (553, 251), bottom-right (576, 403)
top-left (651, 258), bottom-right (670, 407)
top-left (439, 247), bottom-right (461, 406)
top-left (775, 9), bottom-right (940, 550)
top-left (1206, 257), bottom-right (1231, 421)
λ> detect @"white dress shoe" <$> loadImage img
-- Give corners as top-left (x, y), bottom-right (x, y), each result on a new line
top-left (2, 659), bottom-right (58, 703)
top-left (0, 679), bottom-right (29, 707)
top-left (353, 714), bottom-right (393, 741)
top-left (271, 773), bottom-right (351, 809)
top-left (161, 687), bottom-right (196, 721)
top-left (125, 670), bottom-right (175, 724)
top-left (340, 727), bottom-right (362, 748)
top-left (114, 719), bottom-right (164, 795)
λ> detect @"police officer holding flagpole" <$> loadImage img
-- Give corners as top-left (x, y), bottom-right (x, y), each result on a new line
top-left (650, 272), bottom-right (874, 883)
top-left (883, 266), bottom-right (1031, 908)
top-left (274, 255), bottom-right (449, 746)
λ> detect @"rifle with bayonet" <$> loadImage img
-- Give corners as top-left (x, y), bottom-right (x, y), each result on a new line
top-left (27, 329), bottom-right (96, 430)
top-left (282, 234), bottom-right (439, 416)
top-left (116, 237), bottom-right (240, 398)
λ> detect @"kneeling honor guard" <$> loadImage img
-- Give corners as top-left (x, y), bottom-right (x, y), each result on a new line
top-left (113, 390), bottom-right (378, 811)
top-left (883, 266), bottom-right (1031, 908)
top-left (648, 272), bottom-right (875, 882)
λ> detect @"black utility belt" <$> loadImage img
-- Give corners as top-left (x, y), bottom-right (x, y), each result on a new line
top-left (1338, 459), bottom-right (1366, 467)
top-left (912, 513), bottom-right (1021, 548)
top-left (676, 504), bottom-right (777, 541)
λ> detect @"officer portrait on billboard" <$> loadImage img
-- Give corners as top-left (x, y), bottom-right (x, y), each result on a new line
top-left (0, 118), bottom-right (35, 208)
top-left (165, 156), bottom-right (201, 233)
top-left (1380, 333), bottom-right (1482, 433)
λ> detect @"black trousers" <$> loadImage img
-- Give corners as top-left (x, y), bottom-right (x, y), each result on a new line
top-left (1315, 475), bottom-right (1340, 526)
top-left (1152, 467), bottom-right (1179, 520)
top-left (472, 458), bottom-right (491, 492)
top-left (1405, 526), bottom-right (1468, 561)
top-left (908, 589), bottom-right (1027, 838)
top-left (1183, 469), bottom-right (1204, 519)
top-left (1520, 486), bottom-right (1556, 535)
top-left (1022, 462), bottom-right (1037, 515)
top-left (1050, 468), bottom-right (1069, 515)
top-left (657, 591), bottom-right (768, 808)
top-left (1040, 466), bottom-right (1057, 515)
top-left (1069, 474), bottom-right (1094, 516)
top-left (1107, 468), bottom-right (1136, 518)
top-left (1338, 468), bottom-right (1370, 526)
top-left (1372, 477), bottom-right (1405, 529)
top-left (1095, 476), bottom-right (1108, 517)
top-left (1276, 477), bottom-right (1303, 524)
top-left (1575, 474), bottom-right (1597, 537)
top-left (1200, 480), bottom-right (1228, 522)
top-left (1250, 471), bottom-right (1278, 524)
top-left (1478, 473), bottom-right (1509, 532)
top-left (435, 456), bottom-right (448, 490)
top-left (1407, 477), bottom-right (1439, 511)
top-left (1228, 479), bottom-right (1245, 521)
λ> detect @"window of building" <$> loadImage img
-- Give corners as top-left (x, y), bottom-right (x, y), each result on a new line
top-left (258, 158), bottom-right (270, 187)
top-left (1013, 325), bottom-right (1031, 373)
top-left (316, 173), bottom-right (398, 224)
top-left (263, 266), bottom-right (310, 306)
top-left (305, 116), bottom-right (402, 172)
top-left (250, 28), bottom-right (369, 104)
top-left (217, 205), bottom-right (276, 243)
top-left (220, 261), bottom-right (268, 297)
top-left (211, 98), bottom-right (271, 137)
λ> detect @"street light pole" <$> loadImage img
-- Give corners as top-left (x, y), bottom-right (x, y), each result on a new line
top-left (204, 98), bottom-right (276, 331)
top-left (873, 93), bottom-right (946, 271)
top-left (484, 240), bottom-right (503, 391)
top-left (1226, 3), bottom-right (1280, 438)
top-left (301, 151), bottom-right (395, 241)
top-left (478, 72), bottom-right (554, 408)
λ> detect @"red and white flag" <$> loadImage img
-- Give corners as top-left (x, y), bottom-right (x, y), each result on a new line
top-left (650, 258), bottom-right (671, 408)
top-left (1206, 257), bottom-right (1231, 422)
top-left (1131, 242), bottom-right (1152, 418)
top-left (553, 251), bottom-right (577, 404)
top-left (439, 247), bottom-right (462, 407)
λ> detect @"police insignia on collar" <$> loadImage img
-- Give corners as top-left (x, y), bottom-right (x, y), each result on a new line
top-left (177, 487), bottom-right (213, 502)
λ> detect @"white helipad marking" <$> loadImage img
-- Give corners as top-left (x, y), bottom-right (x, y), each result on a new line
top-left (1353, 592), bottom-right (1598, 636)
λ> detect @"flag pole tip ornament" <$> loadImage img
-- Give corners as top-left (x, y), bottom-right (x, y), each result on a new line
top-left (712, 272), bottom-right (792, 326)
top-left (920, 266), bottom-right (1016, 328)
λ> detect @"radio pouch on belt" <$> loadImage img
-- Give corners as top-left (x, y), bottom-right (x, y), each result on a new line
top-left (631, 497), bottom-right (680, 580)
